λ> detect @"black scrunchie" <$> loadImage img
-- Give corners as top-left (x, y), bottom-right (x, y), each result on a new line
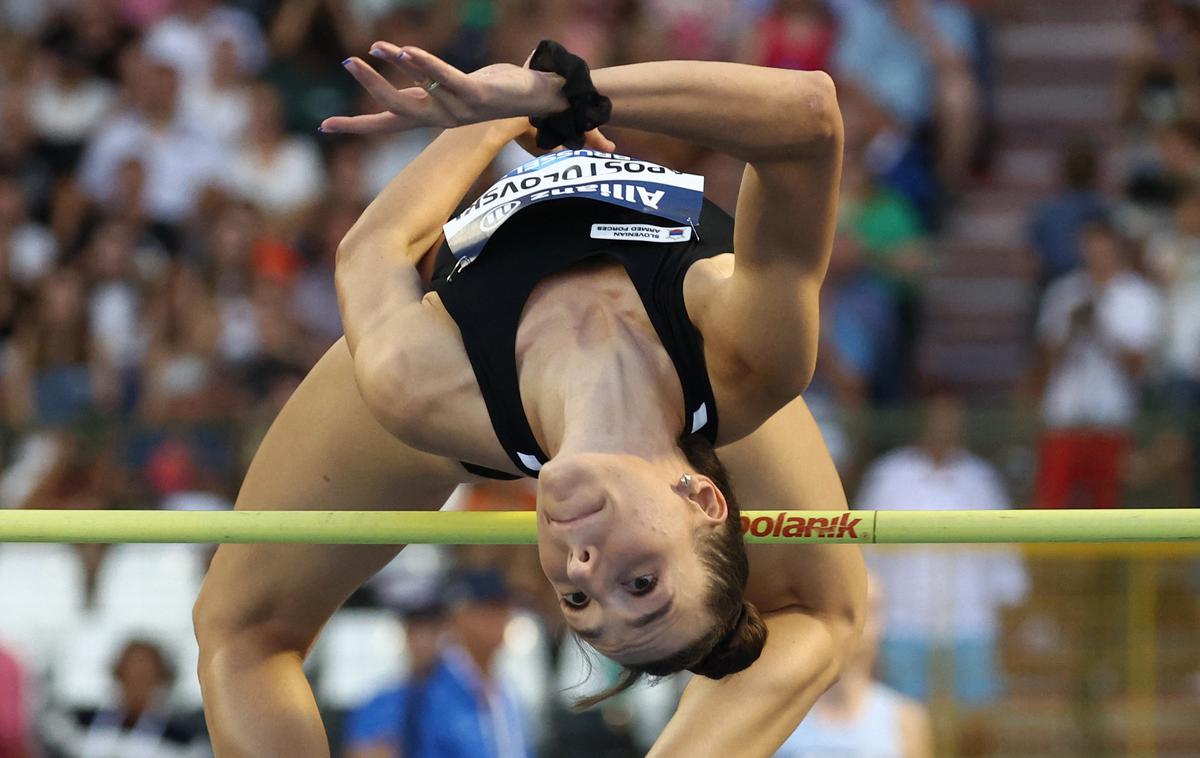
top-left (528, 39), bottom-right (612, 150)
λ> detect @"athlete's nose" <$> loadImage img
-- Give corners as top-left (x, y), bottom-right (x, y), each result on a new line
top-left (566, 547), bottom-right (596, 583)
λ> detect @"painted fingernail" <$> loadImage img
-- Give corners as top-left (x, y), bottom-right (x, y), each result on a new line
top-left (317, 125), bottom-right (327, 133)
top-left (369, 48), bottom-right (385, 58)
top-left (341, 58), bottom-right (352, 66)
top-left (397, 51), bottom-right (408, 60)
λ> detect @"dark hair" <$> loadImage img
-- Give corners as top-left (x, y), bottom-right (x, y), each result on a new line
top-left (112, 639), bottom-right (175, 685)
top-left (1061, 140), bottom-right (1099, 191)
top-left (1164, 119), bottom-right (1200, 149)
top-left (573, 434), bottom-right (768, 709)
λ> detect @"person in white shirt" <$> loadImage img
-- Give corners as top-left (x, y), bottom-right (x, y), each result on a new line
top-left (78, 53), bottom-right (227, 228)
top-left (775, 574), bottom-right (933, 758)
top-left (1146, 183), bottom-right (1200, 392)
top-left (1033, 218), bottom-right (1164, 508)
top-left (0, 172), bottom-right (57, 287)
top-left (141, 0), bottom-right (266, 96)
top-left (39, 638), bottom-right (210, 758)
top-left (181, 35), bottom-right (253, 148)
top-left (856, 394), bottom-right (1028, 710)
top-left (26, 45), bottom-right (115, 174)
top-left (225, 83), bottom-right (326, 222)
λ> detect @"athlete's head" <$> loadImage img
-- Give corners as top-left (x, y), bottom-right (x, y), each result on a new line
top-left (536, 434), bottom-right (766, 704)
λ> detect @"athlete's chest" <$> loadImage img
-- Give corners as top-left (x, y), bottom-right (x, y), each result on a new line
top-left (402, 255), bottom-right (774, 476)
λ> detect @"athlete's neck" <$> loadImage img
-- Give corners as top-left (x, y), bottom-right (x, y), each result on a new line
top-left (554, 361), bottom-right (681, 461)
top-left (524, 302), bottom-right (684, 462)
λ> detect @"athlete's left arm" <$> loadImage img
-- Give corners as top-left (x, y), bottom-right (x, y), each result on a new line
top-left (651, 396), bottom-right (867, 757)
top-left (649, 611), bottom-right (850, 758)
top-left (695, 84), bottom-right (843, 404)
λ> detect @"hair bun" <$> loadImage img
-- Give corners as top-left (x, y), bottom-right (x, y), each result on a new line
top-left (689, 601), bottom-right (768, 680)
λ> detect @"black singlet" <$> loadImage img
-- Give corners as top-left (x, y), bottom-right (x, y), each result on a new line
top-left (432, 195), bottom-right (734, 479)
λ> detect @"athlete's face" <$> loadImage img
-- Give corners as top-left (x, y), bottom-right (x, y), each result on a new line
top-left (535, 452), bottom-right (729, 663)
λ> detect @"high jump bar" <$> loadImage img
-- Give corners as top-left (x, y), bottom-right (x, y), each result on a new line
top-left (0, 509), bottom-right (1198, 544)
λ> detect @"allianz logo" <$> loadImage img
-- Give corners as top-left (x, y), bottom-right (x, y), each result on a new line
top-left (479, 201), bottom-right (522, 232)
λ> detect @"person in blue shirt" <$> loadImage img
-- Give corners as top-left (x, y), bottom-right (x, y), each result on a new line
top-left (774, 576), bottom-right (933, 758)
top-left (343, 570), bottom-right (531, 758)
top-left (1028, 140), bottom-right (1110, 288)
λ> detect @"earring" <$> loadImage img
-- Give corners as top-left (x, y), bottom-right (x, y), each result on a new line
top-left (679, 474), bottom-right (693, 488)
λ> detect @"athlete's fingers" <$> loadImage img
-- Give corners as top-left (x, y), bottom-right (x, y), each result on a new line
top-left (366, 41), bottom-right (420, 83)
top-left (583, 129), bottom-right (616, 153)
top-left (367, 43), bottom-right (465, 122)
top-left (389, 45), bottom-right (475, 101)
top-left (320, 111), bottom-right (409, 135)
top-left (342, 56), bottom-right (450, 126)
top-left (342, 57), bottom-right (410, 107)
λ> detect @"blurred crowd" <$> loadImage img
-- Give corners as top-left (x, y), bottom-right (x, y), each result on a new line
top-left (0, 0), bottom-right (1196, 756)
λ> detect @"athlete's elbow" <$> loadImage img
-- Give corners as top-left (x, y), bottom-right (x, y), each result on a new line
top-left (758, 339), bottom-right (818, 403)
top-left (786, 71), bottom-right (842, 157)
top-left (352, 341), bottom-right (421, 436)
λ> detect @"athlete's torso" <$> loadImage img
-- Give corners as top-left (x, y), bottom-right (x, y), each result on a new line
top-left (388, 150), bottom-right (777, 478)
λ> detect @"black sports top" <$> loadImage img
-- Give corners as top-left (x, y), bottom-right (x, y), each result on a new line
top-left (431, 155), bottom-right (734, 479)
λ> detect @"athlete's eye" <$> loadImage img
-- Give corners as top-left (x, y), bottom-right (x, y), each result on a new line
top-left (562, 591), bottom-right (590, 609)
top-left (625, 574), bottom-right (657, 596)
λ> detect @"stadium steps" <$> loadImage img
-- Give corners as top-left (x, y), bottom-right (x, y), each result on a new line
top-left (918, 0), bottom-right (1138, 396)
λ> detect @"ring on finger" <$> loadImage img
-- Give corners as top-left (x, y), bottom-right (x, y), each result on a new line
top-left (421, 80), bottom-right (441, 94)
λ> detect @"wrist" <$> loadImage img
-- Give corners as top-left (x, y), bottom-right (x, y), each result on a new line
top-left (529, 70), bottom-right (569, 116)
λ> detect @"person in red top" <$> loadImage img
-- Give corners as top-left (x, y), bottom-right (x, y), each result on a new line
top-left (746, 0), bottom-right (836, 72)
top-left (0, 644), bottom-right (32, 758)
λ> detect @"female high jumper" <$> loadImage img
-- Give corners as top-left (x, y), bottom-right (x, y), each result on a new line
top-left (193, 40), bottom-right (867, 757)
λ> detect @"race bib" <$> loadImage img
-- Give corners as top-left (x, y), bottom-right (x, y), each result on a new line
top-left (589, 224), bottom-right (693, 242)
top-left (442, 149), bottom-right (704, 271)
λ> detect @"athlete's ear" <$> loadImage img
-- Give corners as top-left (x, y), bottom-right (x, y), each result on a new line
top-left (683, 475), bottom-right (727, 524)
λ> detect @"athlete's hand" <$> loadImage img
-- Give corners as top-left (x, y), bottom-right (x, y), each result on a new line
top-left (320, 42), bottom-right (569, 135)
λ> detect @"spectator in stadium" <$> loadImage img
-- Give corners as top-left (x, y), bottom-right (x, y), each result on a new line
top-left (0, 170), bottom-right (58, 289)
top-left (1027, 140), bottom-right (1110, 290)
top-left (742, 0), bottom-right (836, 72)
top-left (139, 263), bottom-right (230, 423)
top-left (840, 154), bottom-right (930, 397)
top-left (1117, 0), bottom-right (1200, 126)
top-left (815, 231), bottom-right (903, 407)
top-left (343, 570), bottom-right (531, 758)
top-left (36, 3), bottom-right (137, 82)
top-left (1125, 119), bottom-right (1200, 221)
top-left (141, 0), bottom-right (267, 95)
top-left (225, 83), bottom-right (326, 224)
top-left (27, 36), bottom-right (116, 178)
top-left (0, 644), bottom-right (33, 758)
top-left (828, 0), bottom-right (981, 189)
top-left (77, 51), bottom-right (227, 237)
top-left (82, 219), bottom-right (145, 381)
top-left (1142, 182), bottom-right (1200, 502)
top-left (291, 200), bottom-right (360, 349)
top-left (855, 394), bottom-right (1028, 709)
top-left (774, 575), bottom-right (934, 758)
top-left (182, 35), bottom-right (254, 147)
top-left (40, 638), bottom-right (209, 758)
top-left (638, 0), bottom-right (751, 62)
top-left (2, 265), bottom-right (117, 425)
top-left (1147, 182), bottom-right (1200, 395)
top-left (1032, 219), bottom-right (1164, 508)
top-left (343, 598), bottom-right (448, 758)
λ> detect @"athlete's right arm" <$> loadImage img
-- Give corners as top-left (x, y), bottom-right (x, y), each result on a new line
top-left (334, 118), bottom-right (522, 357)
